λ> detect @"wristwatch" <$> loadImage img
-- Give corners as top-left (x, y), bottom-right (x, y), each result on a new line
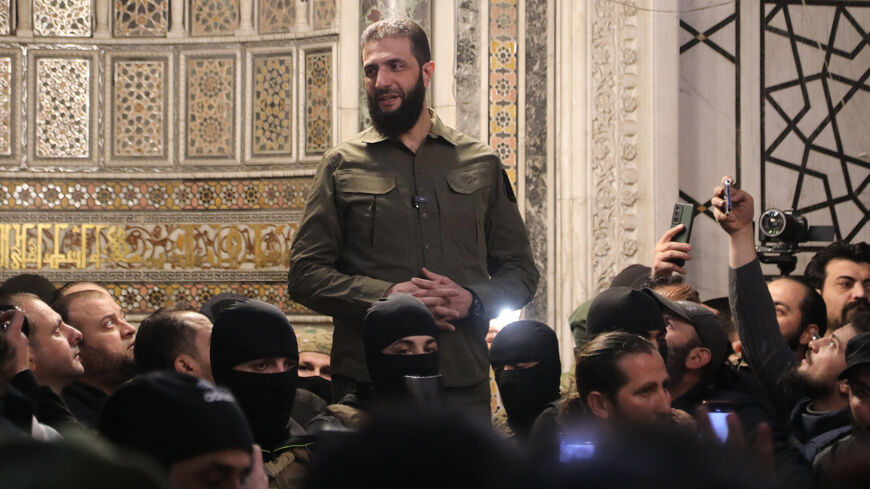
top-left (466, 289), bottom-right (485, 322)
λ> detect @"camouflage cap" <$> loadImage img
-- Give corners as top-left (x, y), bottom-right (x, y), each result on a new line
top-left (296, 326), bottom-right (333, 355)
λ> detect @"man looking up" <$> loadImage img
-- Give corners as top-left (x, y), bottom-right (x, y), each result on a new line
top-left (804, 241), bottom-right (870, 331)
top-left (52, 289), bottom-right (137, 427)
top-left (768, 277), bottom-right (827, 361)
top-left (713, 178), bottom-right (870, 465)
top-left (210, 299), bottom-right (311, 488)
top-left (134, 304), bottom-right (213, 382)
top-left (490, 320), bottom-right (561, 441)
top-left (288, 18), bottom-right (538, 414)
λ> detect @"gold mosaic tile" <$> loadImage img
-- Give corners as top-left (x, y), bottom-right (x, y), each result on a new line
top-left (252, 54), bottom-right (293, 155)
top-left (35, 57), bottom-right (91, 159)
top-left (112, 59), bottom-right (166, 158)
top-left (34, 0), bottom-right (92, 36)
top-left (304, 49), bottom-right (332, 156)
top-left (113, 0), bottom-right (169, 37)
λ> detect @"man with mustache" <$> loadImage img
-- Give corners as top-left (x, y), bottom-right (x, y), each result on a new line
top-left (288, 18), bottom-right (538, 415)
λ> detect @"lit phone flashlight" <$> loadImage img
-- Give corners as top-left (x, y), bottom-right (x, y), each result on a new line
top-left (703, 400), bottom-right (734, 443)
top-left (724, 178), bottom-right (733, 213)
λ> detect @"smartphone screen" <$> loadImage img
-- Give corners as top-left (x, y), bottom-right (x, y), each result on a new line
top-left (559, 438), bottom-right (595, 462)
top-left (707, 410), bottom-right (730, 443)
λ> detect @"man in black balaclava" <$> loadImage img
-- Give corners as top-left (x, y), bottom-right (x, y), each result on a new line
top-left (307, 294), bottom-right (442, 433)
top-left (490, 320), bottom-right (561, 441)
top-left (210, 299), bottom-right (311, 488)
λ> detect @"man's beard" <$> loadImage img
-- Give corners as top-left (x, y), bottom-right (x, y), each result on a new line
top-left (785, 364), bottom-right (835, 401)
top-left (666, 341), bottom-right (696, 389)
top-left (367, 71), bottom-right (426, 138)
top-left (79, 344), bottom-right (137, 390)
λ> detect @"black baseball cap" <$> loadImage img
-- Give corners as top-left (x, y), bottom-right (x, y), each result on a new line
top-left (839, 332), bottom-right (870, 380)
top-left (587, 287), bottom-right (667, 337)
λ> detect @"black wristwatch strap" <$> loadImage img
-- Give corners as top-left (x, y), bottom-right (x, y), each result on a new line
top-left (466, 289), bottom-right (485, 322)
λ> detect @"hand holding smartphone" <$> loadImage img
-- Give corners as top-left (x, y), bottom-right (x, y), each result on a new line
top-left (667, 203), bottom-right (695, 268)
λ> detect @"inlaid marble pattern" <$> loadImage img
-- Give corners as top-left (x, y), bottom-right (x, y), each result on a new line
top-left (112, 59), bottom-right (166, 158)
top-left (358, 0), bottom-right (431, 130)
top-left (104, 282), bottom-right (307, 315)
top-left (523, 0), bottom-right (548, 321)
top-left (257, 0), bottom-right (294, 34)
top-left (114, 0), bottom-right (169, 36)
top-left (185, 56), bottom-right (235, 158)
top-left (312, 0), bottom-right (335, 29)
top-left (252, 54), bottom-right (293, 155)
top-left (35, 58), bottom-right (91, 159)
top-left (0, 57), bottom-right (11, 156)
top-left (0, 0), bottom-right (11, 35)
top-left (190, 0), bottom-right (238, 36)
top-left (34, 0), bottom-right (92, 36)
top-left (304, 49), bottom-right (332, 155)
top-left (0, 178), bottom-right (312, 210)
top-left (456, 0), bottom-right (481, 138)
top-left (489, 0), bottom-right (518, 183)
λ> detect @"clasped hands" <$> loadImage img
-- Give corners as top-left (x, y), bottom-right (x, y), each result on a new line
top-left (386, 268), bottom-right (473, 331)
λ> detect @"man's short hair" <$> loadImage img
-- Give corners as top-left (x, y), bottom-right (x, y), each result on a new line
top-left (360, 18), bottom-right (431, 68)
top-left (575, 331), bottom-right (659, 405)
top-left (775, 276), bottom-right (828, 336)
top-left (51, 289), bottom-right (109, 326)
top-left (53, 281), bottom-right (108, 303)
top-left (804, 241), bottom-right (870, 290)
top-left (134, 304), bottom-right (199, 374)
top-left (643, 274), bottom-right (701, 303)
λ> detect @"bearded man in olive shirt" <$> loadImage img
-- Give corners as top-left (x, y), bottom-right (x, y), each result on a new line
top-left (288, 19), bottom-right (538, 414)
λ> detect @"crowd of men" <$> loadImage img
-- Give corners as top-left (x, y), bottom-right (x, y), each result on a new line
top-left (1, 17), bottom-right (869, 489)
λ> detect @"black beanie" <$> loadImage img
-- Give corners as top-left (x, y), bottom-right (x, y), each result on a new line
top-left (364, 293), bottom-right (438, 359)
top-left (98, 372), bottom-right (253, 468)
top-left (211, 299), bottom-right (298, 383)
top-left (490, 320), bottom-right (560, 369)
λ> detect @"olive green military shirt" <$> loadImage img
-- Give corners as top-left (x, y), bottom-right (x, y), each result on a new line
top-left (288, 110), bottom-right (539, 387)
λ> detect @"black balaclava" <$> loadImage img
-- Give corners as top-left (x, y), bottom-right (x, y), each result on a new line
top-left (490, 320), bottom-right (561, 438)
top-left (298, 375), bottom-right (332, 403)
top-left (211, 299), bottom-right (298, 451)
top-left (364, 294), bottom-right (440, 399)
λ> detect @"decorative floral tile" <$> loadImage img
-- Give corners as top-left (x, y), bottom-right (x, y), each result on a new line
top-left (252, 54), bottom-right (293, 155)
top-left (33, 0), bottom-right (92, 36)
top-left (312, 0), bottom-right (335, 29)
top-left (0, 57), bottom-right (11, 156)
top-left (304, 49), bottom-right (332, 155)
top-left (105, 282), bottom-right (308, 315)
top-left (35, 58), bottom-right (91, 159)
top-left (489, 0), bottom-right (518, 185)
top-left (112, 59), bottom-right (166, 158)
top-left (113, 0), bottom-right (169, 37)
top-left (257, 0), bottom-right (294, 34)
top-left (0, 0), bottom-right (11, 35)
top-left (190, 0), bottom-right (238, 36)
top-left (185, 56), bottom-right (235, 158)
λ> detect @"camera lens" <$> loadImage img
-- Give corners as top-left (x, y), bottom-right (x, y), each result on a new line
top-left (760, 209), bottom-right (786, 238)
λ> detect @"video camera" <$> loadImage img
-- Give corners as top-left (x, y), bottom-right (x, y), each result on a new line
top-left (756, 208), bottom-right (834, 276)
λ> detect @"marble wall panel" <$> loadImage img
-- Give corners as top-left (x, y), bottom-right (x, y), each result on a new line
top-left (113, 0), bottom-right (169, 36)
top-left (190, 0), bottom-right (238, 36)
top-left (303, 47), bottom-right (333, 157)
top-left (108, 55), bottom-right (171, 165)
top-left (34, 0), bottom-right (92, 36)
top-left (0, 57), bottom-right (11, 157)
top-left (456, 0), bottom-right (481, 138)
top-left (258, 0), bottom-right (294, 34)
top-left (0, 0), bottom-right (12, 35)
top-left (312, 0), bottom-right (335, 30)
top-left (358, 0), bottom-right (431, 130)
top-left (523, 0), bottom-right (548, 321)
top-left (180, 50), bottom-right (241, 165)
top-left (246, 47), bottom-right (295, 164)
top-left (489, 0), bottom-right (518, 185)
top-left (28, 52), bottom-right (98, 165)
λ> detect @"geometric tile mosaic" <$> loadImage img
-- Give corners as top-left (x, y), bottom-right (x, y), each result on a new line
top-left (312, 0), bottom-right (335, 30)
top-left (113, 0), bottom-right (169, 37)
top-left (103, 282), bottom-right (308, 315)
top-left (0, 57), bottom-right (11, 156)
top-left (304, 48), bottom-right (332, 156)
top-left (185, 56), bottom-right (235, 159)
top-left (35, 58), bottom-right (91, 159)
top-left (34, 0), bottom-right (92, 36)
top-left (190, 0), bottom-right (238, 36)
top-left (257, 0), bottom-right (294, 34)
top-left (112, 59), bottom-right (166, 158)
top-left (0, 178), bottom-right (312, 210)
top-left (489, 0), bottom-right (518, 184)
top-left (0, 0), bottom-right (12, 35)
top-left (252, 54), bottom-right (293, 156)
top-left (762, 1), bottom-right (870, 242)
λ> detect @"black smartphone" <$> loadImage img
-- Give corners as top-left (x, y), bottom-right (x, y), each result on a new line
top-left (724, 178), bottom-right (733, 213)
top-left (0, 305), bottom-right (30, 337)
top-left (668, 203), bottom-right (695, 267)
top-left (703, 400), bottom-right (735, 443)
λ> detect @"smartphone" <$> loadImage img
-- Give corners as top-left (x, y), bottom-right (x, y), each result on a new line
top-left (559, 435), bottom-right (596, 462)
top-left (723, 178), bottom-right (733, 213)
top-left (0, 305), bottom-right (30, 336)
top-left (668, 203), bottom-right (695, 267)
top-left (703, 400), bottom-right (734, 443)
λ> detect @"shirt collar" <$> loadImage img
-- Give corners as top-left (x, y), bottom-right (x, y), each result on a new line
top-left (360, 108), bottom-right (458, 146)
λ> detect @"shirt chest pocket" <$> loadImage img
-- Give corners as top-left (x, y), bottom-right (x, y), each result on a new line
top-left (442, 164), bottom-right (492, 258)
top-left (335, 172), bottom-right (399, 247)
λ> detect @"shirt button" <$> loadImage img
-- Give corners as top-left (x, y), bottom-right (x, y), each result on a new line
top-left (422, 212), bottom-right (429, 219)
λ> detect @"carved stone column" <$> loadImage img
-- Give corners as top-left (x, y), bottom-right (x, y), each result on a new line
top-left (294, 0), bottom-right (308, 28)
top-left (94, 0), bottom-right (110, 37)
top-left (553, 0), bottom-right (679, 366)
top-left (16, 0), bottom-right (32, 36)
top-left (236, 0), bottom-right (254, 35)
top-left (168, 0), bottom-right (185, 37)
